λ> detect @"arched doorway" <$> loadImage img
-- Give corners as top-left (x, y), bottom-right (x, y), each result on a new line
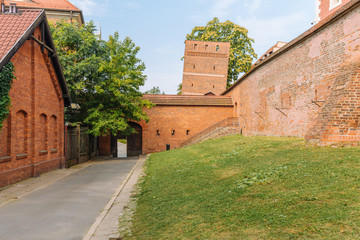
top-left (111, 122), bottom-right (142, 158)
top-left (127, 122), bottom-right (142, 157)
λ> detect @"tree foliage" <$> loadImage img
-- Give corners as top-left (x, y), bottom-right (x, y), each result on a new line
top-left (0, 62), bottom-right (15, 131)
top-left (186, 17), bottom-right (257, 86)
top-left (50, 21), bottom-right (152, 136)
top-left (144, 86), bottom-right (164, 95)
top-left (177, 83), bottom-right (182, 95)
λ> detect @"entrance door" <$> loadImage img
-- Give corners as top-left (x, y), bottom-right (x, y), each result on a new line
top-left (127, 122), bottom-right (142, 157)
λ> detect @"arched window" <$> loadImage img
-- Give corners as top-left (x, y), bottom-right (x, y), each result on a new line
top-left (16, 110), bottom-right (28, 155)
top-left (50, 115), bottom-right (58, 151)
top-left (39, 114), bottom-right (48, 152)
top-left (0, 116), bottom-right (11, 159)
top-left (194, 44), bottom-right (198, 49)
top-left (205, 44), bottom-right (208, 50)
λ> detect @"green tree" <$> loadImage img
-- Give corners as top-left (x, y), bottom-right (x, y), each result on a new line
top-left (0, 62), bottom-right (15, 130)
top-left (177, 83), bottom-right (182, 95)
top-left (144, 86), bottom-right (164, 95)
top-left (186, 17), bottom-right (257, 86)
top-left (50, 21), bottom-right (152, 136)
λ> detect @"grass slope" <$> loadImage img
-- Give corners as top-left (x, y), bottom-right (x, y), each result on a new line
top-left (126, 136), bottom-right (360, 239)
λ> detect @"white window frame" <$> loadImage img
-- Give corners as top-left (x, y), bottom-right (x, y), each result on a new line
top-left (329, 0), bottom-right (342, 10)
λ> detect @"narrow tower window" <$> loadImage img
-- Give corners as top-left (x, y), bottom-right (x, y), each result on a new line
top-left (205, 44), bottom-right (208, 50)
top-left (194, 44), bottom-right (198, 49)
top-left (216, 45), bottom-right (219, 51)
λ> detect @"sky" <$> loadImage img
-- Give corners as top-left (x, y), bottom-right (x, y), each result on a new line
top-left (69, 0), bottom-right (316, 94)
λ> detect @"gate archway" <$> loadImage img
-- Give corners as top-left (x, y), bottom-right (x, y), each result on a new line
top-left (127, 122), bottom-right (142, 157)
top-left (111, 122), bottom-right (143, 158)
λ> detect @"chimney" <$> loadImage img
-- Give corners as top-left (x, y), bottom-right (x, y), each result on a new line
top-left (10, 3), bottom-right (17, 13)
top-left (1, 0), bottom-right (5, 13)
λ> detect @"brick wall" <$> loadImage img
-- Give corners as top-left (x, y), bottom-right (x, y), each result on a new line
top-left (182, 40), bottom-right (230, 95)
top-left (317, 0), bottom-right (352, 22)
top-left (140, 105), bottom-right (233, 153)
top-left (225, 1), bottom-right (360, 144)
top-left (0, 27), bottom-right (65, 188)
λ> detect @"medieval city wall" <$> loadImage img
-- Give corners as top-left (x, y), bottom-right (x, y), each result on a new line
top-left (225, 1), bottom-right (360, 144)
top-left (140, 105), bottom-right (233, 153)
top-left (0, 27), bottom-right (65, 188)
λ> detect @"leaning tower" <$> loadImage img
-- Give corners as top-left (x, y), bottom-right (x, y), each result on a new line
top-left (181, 40), bottom-right (230, 95)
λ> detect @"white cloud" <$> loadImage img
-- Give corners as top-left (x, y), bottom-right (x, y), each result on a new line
top-left (70, 0), bottom-right (104, 16)
top-left (237, 11), bottom-right (310, 56)
top-left (210, 0), bottom-right (239, 18)
top-left (122, 1), bottom-right (142, 9)
top-left (243, 0), bottom-right (266, 15)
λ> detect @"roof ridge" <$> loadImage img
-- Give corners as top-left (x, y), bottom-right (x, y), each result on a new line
top-left (63, 0), bottom-right (80, 11)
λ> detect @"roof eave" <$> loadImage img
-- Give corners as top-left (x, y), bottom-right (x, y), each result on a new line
top-left (0, 10), bottom-right (72, 106)
top-left (0, 10), bottom-right (46, 70)
top-left (42, 18), bottom-right (72, 106)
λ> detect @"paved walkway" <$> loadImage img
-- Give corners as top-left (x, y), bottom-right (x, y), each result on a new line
top-left (0, 157), bottom-right (139, 240)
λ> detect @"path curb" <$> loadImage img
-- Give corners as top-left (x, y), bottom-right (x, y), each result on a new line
top-left (83, 155), bottom-right (146, 240)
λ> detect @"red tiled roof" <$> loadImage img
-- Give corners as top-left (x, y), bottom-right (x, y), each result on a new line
top-left (4, 0), bottom-right (80, 11)
top-left (0, 9), bottom-right (43, 64)
top-left (143, 95), bottom-right (234, 106)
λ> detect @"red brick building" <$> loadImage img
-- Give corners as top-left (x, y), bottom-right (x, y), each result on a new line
top-left (0, 7), bottom-right (71, 188)
top-left (102, 0), bottom-right (360, 157)
top-left (4, 0), bottom-right (84, 24)
top-left (315, 0), bottom-right (352, 23)
top-left (99, 41), bottom-right (234, 156)
top-left (182, 40), bottom-right (230, 96)
top-left (225, 0), bottom-right (360, 144)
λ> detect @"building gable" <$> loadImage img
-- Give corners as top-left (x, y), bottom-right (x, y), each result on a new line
top-left (0, 7), bottom-right (71, 106)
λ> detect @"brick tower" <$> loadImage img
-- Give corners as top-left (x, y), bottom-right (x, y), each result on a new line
top-left (315, 0), bottom-right (351, 23)
top-left (181, 40), bottom-right (230, 95)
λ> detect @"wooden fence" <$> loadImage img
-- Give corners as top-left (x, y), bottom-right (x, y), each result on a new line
top-left (65, 126), bottom-right (98, 168)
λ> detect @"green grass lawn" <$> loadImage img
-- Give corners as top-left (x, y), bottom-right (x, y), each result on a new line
top-left (125, 136), bottom-right (360, 239)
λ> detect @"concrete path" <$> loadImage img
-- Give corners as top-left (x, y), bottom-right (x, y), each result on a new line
top-left (0, 157), bottom-right (139, 240)
top-left (87, 155), bottom-right (146, 240)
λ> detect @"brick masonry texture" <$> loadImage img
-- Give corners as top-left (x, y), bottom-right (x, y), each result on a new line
top-left (98, 0), bottom-right (360, 156)
top-left (224, 0), bottom-right (360, 144)
top-left (139, 105), bottom-right (233, 154)
top-left (182, 40), bottom-right (230, 96)
top-left (318, 0), bottom-right (352, 21)
top-left (0, 26), bottom-right (65, 188)
top-left (98, 95), bottom-right (234, 155)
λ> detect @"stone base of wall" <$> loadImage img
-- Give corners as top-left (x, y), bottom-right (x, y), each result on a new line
top-left (0, 157), bottom-right (64, 188)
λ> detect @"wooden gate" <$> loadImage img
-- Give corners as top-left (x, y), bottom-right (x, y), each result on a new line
top-left (66, 126), bottom-right (98, 167)
top-left (127, 122), bottom-right (142, 157)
